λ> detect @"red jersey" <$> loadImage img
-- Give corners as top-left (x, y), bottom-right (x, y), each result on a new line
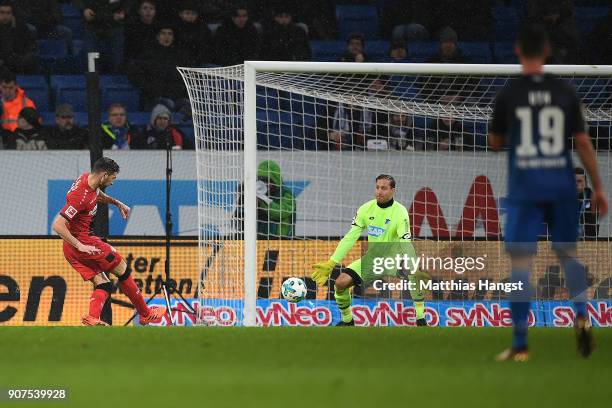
top-left (59, 173), bottom-right (99, 238)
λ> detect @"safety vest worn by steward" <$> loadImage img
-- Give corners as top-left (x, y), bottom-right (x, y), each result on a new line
top-left (1, 87), bottom-right (36, 131)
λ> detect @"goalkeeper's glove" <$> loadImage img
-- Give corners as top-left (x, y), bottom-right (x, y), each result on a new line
top-left (312, 259), bottom-right (336, 286)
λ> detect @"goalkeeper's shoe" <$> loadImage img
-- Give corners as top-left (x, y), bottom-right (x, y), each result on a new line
top-left (336, 319), bottom-right (355, 326)
top-left (312, 259), bottom-right (336, 286)
top-left (575, 316), bottom-right (594, 358)
top-left (495, 348), bottom-right (529, 362)
top-left (416, 318), bottom-right (428, 326)
top-left (140, 306), bottom-right (167, 325)
top-left (82, 315), bottom-right (109, 326)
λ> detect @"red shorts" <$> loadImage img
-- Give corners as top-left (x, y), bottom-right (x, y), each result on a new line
top-left (63, 236), bottom-right (123, 281)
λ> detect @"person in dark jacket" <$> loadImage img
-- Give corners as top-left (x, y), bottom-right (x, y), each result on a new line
top-left (426, 26), bottom-right (470, 64)
top-left (141, 104), bottom-right (184, 149)
top-left (74, 0), bottom-right (134, 73)
top-left (0, 0), bottom-right (38, 74)
top-left (127, 22), bottom-right (190, 110)
top-left (13, 0), bottom-right (72, 52)
top-left (214, 4), bottom-right (261, 66)
top-left (101, 103), bottom-right (140, 149)
top-left (261, 7), bottom-right (311, 61)
top-left (124, 0), bottom-right (157, 61)
top-left (5, 107), bottom-right (46, 149)
top-left (575, 167), bottom-right (600, 239)
top-left (45, 104), bottom-right (89, 149)
top-left (173, 0), bottom-right (213, 66)
top-left (338, 32), bottom-right (367, 62)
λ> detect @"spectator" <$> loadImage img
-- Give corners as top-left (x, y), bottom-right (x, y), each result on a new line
top-left (527, 1), bottom-right (581, 64)
top-left (45, 104), bottom-right (89, 149)
top-left (214, 4), bottom-right (261, 66)
top-left (101, 103), bottom-right (140, 149)
top-left (388, 40), bottom-right (409, 63)
top-left (14, 1), bottom-right (72, 52)
top-left (575, 167), bottom-right (599, 239)
top-left (0, 0), bottom-right (39, 74)
top-left (174, 0), bottom-right (213, 66)
top-left (141, 104), bottom-right (184, 149)
top-left (261, 7), bottom-right (311, 61)
top-left (127, 22), bottom-right (190, 111)
top-left (426, 27), bottom-right (470, 64)
top-left (0, 69), bottom-right (36, 133)
top-left (125, 0), bottom-right (158, 61)
top-left (586, 8), bottom-right (612, 64)
top-left (415, 94), bottom-right (463, 151)
top-left (386, 0), bottom-right (431, 41)
top-left (4, 107), bottom-right (46, 150)
top-left (339, 32), bottom-right (366, 62)
top-left (388, 114), bottom-right (416, 150)
top-left (74, 0), bottom-right (133, 73)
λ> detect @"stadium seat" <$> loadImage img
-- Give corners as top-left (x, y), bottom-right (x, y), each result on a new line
top-left (336, 5), bottom-right (379, 40)
top-left (493, 42), bottom-right (517, 64)
top-left (50, 75), bottom-right (86, 91)
top-left (101, 87), bottom-right (140, 111)
top-left (56, 88), bottom-right (87, 110)
top-left (310, 41), bottom-right (345, 62)
top-left (38, 39), bottom-right (69, 59)
top-left (365, 41), bottom-right (389, 62)
top-left (408, 42), bottom-right (438, 63)
top-left (129, 112), bottom-right (151, 127)
top-left (61, 4), bottom-right (84, 39)
top-left (100, 75), bottom-right (130, 88)
top-left (17, 75), bottom-right (50, 112)
top-left (40, 111), bottom-right (55, 126)
top-left (493, 6), bottom-right (520, 41)
top-left (574, 6), bottom-right (610, 35)
top-left (459, 42), bottom-right (492, 64)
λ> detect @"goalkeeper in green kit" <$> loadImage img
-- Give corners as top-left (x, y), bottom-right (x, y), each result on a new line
top-left (312, 174), bottom-right (430, 326)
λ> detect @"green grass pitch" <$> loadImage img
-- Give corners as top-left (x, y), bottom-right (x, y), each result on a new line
top-left (0, 327), bottom-right (610, 408)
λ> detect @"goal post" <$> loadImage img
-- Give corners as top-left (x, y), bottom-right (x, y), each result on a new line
top-left (179, 62), bottom-right (612, 327)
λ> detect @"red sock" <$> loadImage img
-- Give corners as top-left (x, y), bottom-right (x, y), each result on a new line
top-left (119, 275), bottom-right (150, 316)
top-left (89, 288), bottom-right (109, 319)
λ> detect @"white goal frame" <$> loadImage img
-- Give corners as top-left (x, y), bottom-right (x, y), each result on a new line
top-left (230, 61), bottom-right (612, 326)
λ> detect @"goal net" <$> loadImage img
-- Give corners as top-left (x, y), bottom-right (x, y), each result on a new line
top-left (179, 62), bottom-right (612, 327)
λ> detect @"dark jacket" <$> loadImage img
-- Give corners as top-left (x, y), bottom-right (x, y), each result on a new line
top-left (124, 15), bottom-right (157, 61)
top-left (214, 20), bottom-right (261, 66)
top-left (14, 0), bottom-right (62, 35)
top-left (74, 0), bottom-right (134, 33)
top-left (0, 18), bottom-right (38, 74)
top-left (262, 22), bottom-right (311, 61)
top-left (142, 126), bottom-right (184, 149)
top-left (578, 187), bottom-right (599, 239)
top-left (174, 18), bottom-right (214, 65)
top-left (127, 43), bottom-right (190, 102)
top-left (426, 48), bottom-right (470, 64)
top-left (45, 126), bottom-right (89, 149)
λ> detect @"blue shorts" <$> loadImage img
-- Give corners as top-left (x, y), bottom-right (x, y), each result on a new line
top-left (504, 199), bottom-right (578, 255)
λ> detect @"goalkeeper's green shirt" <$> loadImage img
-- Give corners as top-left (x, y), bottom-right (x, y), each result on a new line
top-left (331, 199), bottom-right (412, 264)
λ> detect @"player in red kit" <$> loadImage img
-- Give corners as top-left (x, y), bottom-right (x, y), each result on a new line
top-left (52, 157), bottom-right (167, 326)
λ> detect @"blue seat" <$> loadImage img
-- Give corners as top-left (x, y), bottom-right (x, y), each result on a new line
top-left (493, 6), bottom-right (520, 41)
top-left (129, 112), bottom-right (151, 127)
top-left (179, 123), bottom-right (195, 143)
top-left (336, 5), bottom-right (379, 40)
top-left (50, 75), bottom-right (86, 91)
top-left (74, 112), bottom-right (89, 126)
top-left (459, 42), bottom-right (492, 64)
top-left (63, 15), bottom-right (84, 39)
top-left (311, 41), bottom-right (345, 62)
top-left (494, 42), bottom-right (517, 64)
top-left (408, 42), bottom-right (438, 63)
top-left (16, 75), bottom-right (47, 89)
top-left (41, 111), bottom-right (55, 126)
top-left (575, 6), bottom-right (609, 35)
top-left (56, 88), bottom-right (87, 110)
top-left (101, 87), bottom-right (139, 111)
top-left (100, 75), bottom-right (130, 88)
top-left (257, 124), bottom-right (281, 149)
top-left (365, 41), bottom-right (389, 62)
top-left (38, 39), bottom-right (68, 59)
top-left (60, 3), bottom-right (80, 17)
top-left (17, 75), bottom-right (50, 111)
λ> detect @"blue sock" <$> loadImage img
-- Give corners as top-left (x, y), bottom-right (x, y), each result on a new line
top-left (561, 258), bottom-right (588, 318)
top-left (510, 268), bottom-right (531, 350)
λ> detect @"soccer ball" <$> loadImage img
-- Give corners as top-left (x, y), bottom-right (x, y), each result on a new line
top-left (281, 277), bottom-right (307, 303)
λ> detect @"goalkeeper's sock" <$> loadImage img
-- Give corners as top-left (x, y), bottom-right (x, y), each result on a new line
top-left (414, 301), bottom-right (425, 320)
top-left (89, 287), bottom-right (110, 319)
top-left (561, 258), bottom-right (588, 318)
top-left (335, 287), bottom-right (353, 323)
top-left (119, 275), bottom-right (150, 317)
top-left (509, 267), bottom-right (531, 350)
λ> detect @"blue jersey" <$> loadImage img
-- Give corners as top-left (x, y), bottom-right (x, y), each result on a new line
top-left (490, 74), bottom-right (586, 202)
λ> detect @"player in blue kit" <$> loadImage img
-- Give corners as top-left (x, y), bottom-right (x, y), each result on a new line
top-left (489, 24), bottom-right (608, 361)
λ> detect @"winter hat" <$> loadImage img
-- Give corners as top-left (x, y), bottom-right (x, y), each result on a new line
top-left (150, 103), bottom-right (172, 126)
top-left (439, 26), bottom-right (458, 44)
top-left (19, 107), bottom-right (42, 128)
